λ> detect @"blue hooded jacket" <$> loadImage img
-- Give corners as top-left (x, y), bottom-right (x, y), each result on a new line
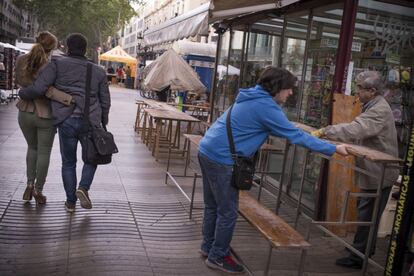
top-left (199, 85), bottom-right (336, 165)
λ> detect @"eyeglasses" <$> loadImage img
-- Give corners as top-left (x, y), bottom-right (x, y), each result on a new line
top-left (356, 85), bottom-right (375, 92)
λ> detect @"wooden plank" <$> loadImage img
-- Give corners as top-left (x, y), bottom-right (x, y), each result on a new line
top-left (145, 108), bottom-right (200, 122)
top-left (294, 122), bottom-right (316, 133)
top-left (239, 191), bottom-right (310, 248)
top-left (183, 134), bottom-right (202, 147)
top-left (332, 94), bottom-right (361, 124)
top-left (294, 121), bottom-right (402, 163)
top-left (326, 155), bottom-right (360, 236)
top-left (327, 94), bottom-right (362, 235)
top-left (142, 99), bottom-right (178, 111)
top-left (260, 143), bottom-right (284, 153)
top-left (342, 143), bottom-right (402, 163)
top-left (168, 103), bottom-right (210, 110)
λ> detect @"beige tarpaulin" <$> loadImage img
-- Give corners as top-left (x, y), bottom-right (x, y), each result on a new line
top-left (99, 46), bottom-right (137, 78)
top-left (99, 46), bottom-right (137, 63)
top-left (144, 49), bottom-right (206, 94)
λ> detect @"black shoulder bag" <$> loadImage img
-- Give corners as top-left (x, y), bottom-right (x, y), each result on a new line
top-left (226, 104), bottom-right (257, 190)
top-left (80, 62), bottom-right (118, 165)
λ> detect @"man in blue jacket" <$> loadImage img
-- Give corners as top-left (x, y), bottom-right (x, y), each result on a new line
top-left (198, 67), bottom-right (348, 274)
top-left (19, 33), bottom-right (110, 213)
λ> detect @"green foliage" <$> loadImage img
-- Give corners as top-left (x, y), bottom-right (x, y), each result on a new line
top-left (13, 0), bottom-right (143, 47)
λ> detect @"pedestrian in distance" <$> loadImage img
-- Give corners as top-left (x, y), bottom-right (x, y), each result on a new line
top-left (15, 31), bottom-right (74, 204)
top-left (116, 66), bottom-right (123, 83)
top-left (19, 33), bottom-right (111, 213)
top-left (121, 67), bottom-right (126, 84)
top-left (125, 65), bottom-right (132, 88)
top-left (311, 71), bottom-right (399, 269)
top-left (107, 66), bottom-right (114, 74)
top-left (198, 66), bottom-right (349, 274)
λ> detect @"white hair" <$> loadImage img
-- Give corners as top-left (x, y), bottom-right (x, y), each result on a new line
top-left (356, 71), bottom-right (384, 95)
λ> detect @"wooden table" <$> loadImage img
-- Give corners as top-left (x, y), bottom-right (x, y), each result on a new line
top-left (144, 108), bottom-right (200, 161)
top-left (107, 73), bottom-right (117, 84)
top-left (135, 99), bottom-right (180, 134)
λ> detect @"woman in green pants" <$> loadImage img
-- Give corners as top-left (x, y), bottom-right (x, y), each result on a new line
top-left (16, 31), bottom-right (73, 204)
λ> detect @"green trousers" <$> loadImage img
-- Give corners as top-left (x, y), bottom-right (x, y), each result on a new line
top-left (18, 111), bottom-right (56, 191)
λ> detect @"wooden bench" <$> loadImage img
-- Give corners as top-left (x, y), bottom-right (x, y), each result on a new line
top-left (239, 190), bottom-right (310, 276)
top-left (165, 134), bottom-right (310, 275)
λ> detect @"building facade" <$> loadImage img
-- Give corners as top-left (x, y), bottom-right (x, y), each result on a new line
top-left (0, 0), bottom-right (37, 44)
top-left (118, 0), bottom-right (210, 58)
top-left (120, 16), bottom-right (145, 56)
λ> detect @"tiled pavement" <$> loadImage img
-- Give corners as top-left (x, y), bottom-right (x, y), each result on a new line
top-left (0, 86), bottom-right (386, 275)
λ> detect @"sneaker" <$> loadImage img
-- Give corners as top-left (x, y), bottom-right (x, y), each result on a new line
top-left (65, 201), bottom-right (76, 213)
top-left (335, 256), bottom-right (362, 269)
top-left (75, 187), bottom-right (92, 209)
top-left (199, 249), bottom-right (208, 258)
top-left (205, 255), bottom-right (245, 274)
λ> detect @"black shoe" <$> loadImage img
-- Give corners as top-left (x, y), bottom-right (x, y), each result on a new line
top-left (199, 249), bottom-right (208, 258)
top-left (75, 187), bottom-right (92, 209)
top-left (64, 201), bottom-right (76, 213)
top-left (335, 256), bottom-right (362, 269)
top-left (206, 255), bottom-right (245, 274)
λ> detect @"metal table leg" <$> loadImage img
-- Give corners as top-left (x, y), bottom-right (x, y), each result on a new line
top-left (294, 149), bottom-right (310, 228)
top-left (276, 142), bottom-right (291, 214)
top-left (189, 173), bottom-right (197, 219)
top-left (263, 244), bottom-right (273, 276)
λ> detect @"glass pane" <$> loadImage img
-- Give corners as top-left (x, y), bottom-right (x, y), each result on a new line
top-left (212, 30), bottom-right (231, 120)
top-left (213, 30), bottom-right (245, 121)
top-left (281, 16), bottom-right (308, 121)
top-left (238, 17), bottom-right (284, 88)
top-left (351, 0), bottom-right (414, 158)
top-left (300, 3), bottom-right (345, 128)
top-left (289, 3), bottom-right (344, 208)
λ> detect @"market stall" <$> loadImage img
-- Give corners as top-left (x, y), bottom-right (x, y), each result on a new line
top-left (99, 46), bottom-right (137, 86)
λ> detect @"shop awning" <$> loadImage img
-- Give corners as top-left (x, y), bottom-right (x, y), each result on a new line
top-left (144, 3), bottom-right (210, 47)
top-left (143, 0), bottom-right (302, 47)
top-left (0, 42), bottom-right (28, 53)
top-left (172, 40), bottom-right (216, 57)
top-left (99, 46), bottom-right (137, 64)
top-left (210, 0), bottom-right (301, 21)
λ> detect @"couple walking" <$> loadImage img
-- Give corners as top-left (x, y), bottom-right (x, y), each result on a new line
top-left (16, 32), bottom-right (110, 212)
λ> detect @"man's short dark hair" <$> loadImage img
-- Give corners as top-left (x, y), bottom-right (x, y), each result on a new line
top-left (66, 33), bottom-right (87, 56)
top-left (257, 67), bottom-right (297, 96)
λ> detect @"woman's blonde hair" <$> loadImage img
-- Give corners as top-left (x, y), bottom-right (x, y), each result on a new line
top-left (24, 31), bottom-right (57, 78)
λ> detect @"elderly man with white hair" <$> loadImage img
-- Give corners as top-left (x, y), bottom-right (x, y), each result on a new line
top-left (312, 71), bottom-right (399, 269)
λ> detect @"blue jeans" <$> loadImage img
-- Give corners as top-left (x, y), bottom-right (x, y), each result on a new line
top-left (58, 117), bottom-right (97, 203)
top-left (198, 153), bottom-right (239, 261)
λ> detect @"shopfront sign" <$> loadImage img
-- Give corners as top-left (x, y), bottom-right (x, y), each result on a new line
top-left (189, 60), bottom-right (215, 68)
top-left (320, 38), bottom-right (361, 52)
top-left (385, 126), bottom-right (414, 275)
top-left (385, 52), bottom-right (401, 65)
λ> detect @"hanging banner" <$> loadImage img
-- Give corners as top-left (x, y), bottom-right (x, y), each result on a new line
top-left (385, 126), bottom-right (414, 275)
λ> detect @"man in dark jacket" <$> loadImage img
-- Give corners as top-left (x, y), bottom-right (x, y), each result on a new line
top-left (19, 33), bottom-right (110, 212)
